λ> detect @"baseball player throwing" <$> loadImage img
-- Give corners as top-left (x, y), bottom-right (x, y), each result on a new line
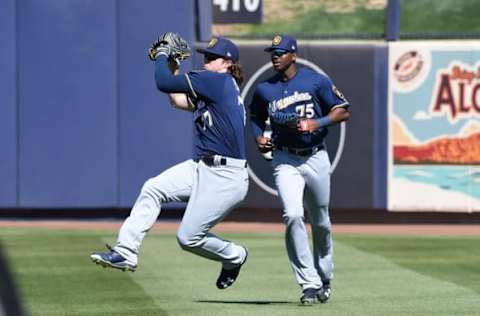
top-left (91, 34), bottom-right (249, 290)
top-left (249, 34), bottom-right (350, 305)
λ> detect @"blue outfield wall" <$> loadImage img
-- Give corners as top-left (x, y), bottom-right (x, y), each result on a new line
top-left (0, 0), bottom-right (17, 207)
top-left (1, 0), bottom-right (388, 210)
top-left (17, 0), bottom-right (118, 208)
top-left (3, 0), bottom-right (195, 208)
top-left (117, 0), bottom-right (194, 207)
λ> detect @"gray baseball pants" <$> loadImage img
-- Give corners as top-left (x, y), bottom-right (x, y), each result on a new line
top-left (272, 149), bottom-right (333, 290)
top-left (113, 158), bottom-right (249, 269)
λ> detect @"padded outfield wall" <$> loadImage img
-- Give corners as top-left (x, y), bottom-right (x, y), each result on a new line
top-left (11, 0), bottom-right (467, 213)
top-left (0, 0), bottom-right (195, 209)
top-left (0, 0), bottom-right (389, 211)
top-left (1, 27), bottom-right (388, 212)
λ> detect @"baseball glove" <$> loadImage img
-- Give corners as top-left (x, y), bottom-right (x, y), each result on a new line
top-left (148, 32), bottom-right (191, 63)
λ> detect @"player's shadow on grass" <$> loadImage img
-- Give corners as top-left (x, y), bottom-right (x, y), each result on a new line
top-left (196, 300), bottom-right (290, 305)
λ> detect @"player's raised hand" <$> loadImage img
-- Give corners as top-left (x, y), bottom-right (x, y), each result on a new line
top-left (255, 136), bottom-right (274, 153)
top-left (148, 32), bottom-right (191, 63)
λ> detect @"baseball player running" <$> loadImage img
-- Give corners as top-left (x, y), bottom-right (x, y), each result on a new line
top-left (249, 34), bottom-right (350, 305)
top-left (91, 34), bottom-right (249, 290)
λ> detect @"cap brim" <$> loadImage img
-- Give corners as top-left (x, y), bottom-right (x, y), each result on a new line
top-left (196, 48), bottom-right (211, 55)
top-left (196, 48), bottom-right (227, 59)
top-left (264, 47), bottom-right (294, 53)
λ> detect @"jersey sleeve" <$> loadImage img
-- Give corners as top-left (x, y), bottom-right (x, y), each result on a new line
top-left (249, 87), bottom-right (269, 138)
top-left (184, 70), bottom-right (223, 101)
top-left (154, 56), bottom-right (190, 93)
top-left (317, 76), bottom-right (350, 112)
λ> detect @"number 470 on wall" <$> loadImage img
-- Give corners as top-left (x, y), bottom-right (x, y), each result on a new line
top-left (213, 0), bottom-right (261, 12)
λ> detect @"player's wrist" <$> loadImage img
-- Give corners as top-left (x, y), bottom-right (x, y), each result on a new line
top-left (314, 116), bottom-right (332, 128)
top-left (156, 51), bottom-right (169, 58)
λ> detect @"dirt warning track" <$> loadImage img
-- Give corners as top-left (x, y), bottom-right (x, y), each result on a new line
top-left (0, 220), bottom-right (479, 236)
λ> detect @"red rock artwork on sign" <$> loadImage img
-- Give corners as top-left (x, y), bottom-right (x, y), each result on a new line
top-left (394, 132), bottom-right (480, 164)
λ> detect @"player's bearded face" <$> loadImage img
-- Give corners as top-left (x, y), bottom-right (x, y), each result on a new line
top-left (271, 50), bottom-right (295, 72)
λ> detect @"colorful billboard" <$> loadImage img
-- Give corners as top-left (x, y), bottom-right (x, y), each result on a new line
top-left (388, 42), bottom-right (480, 212)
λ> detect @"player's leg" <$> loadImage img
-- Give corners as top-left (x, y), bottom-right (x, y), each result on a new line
top-left (304, 189), bottom-right (333, 281)
top-left (176, 161), bottom-right (249, 288)
top-left (303, 150), bottom-right (333, 302)
top-left (91, 160), bottom-right (196, 270)
top-left (176, 162), bottom-right (248, 264)
top-left (272, 151), bottom-right (322, 294)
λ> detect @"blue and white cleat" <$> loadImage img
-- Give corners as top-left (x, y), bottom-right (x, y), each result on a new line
top-left (90, 245), bottom-right (137, 272)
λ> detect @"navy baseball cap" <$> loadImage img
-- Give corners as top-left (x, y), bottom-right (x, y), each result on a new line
top-left (196, 37), bottom-right (239, 62)
top-left (264, 34), bottom-right (297, 53)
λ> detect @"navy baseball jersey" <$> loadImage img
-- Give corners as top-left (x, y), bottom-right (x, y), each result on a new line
top-left (250, 67), bottom-right (349, 148)
top-left (186, 70), bottom-right (246, 160)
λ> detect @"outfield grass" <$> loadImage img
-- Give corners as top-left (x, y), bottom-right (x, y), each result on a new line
top-left (1, 228), bottom-right (479, 315)
top-left (219, 0), bottom-right (480, 38)
top-left (244, 6), bottom-right (385, 37)
top-left (400, 0), bottom-right (480, 33)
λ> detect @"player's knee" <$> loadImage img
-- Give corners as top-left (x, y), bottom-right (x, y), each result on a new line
top-left (140, 178), bottom-right (166, 202)
top-left (140, 178), bottom-right (156, 195)
top-left (282, 212), bottom-right (304, 226)
top-left (313, 218), bottom-right (331, 232)
top-left (176, 232), bottom-right (192, 249)
top-left (176, 230), bottom-right (203, 250)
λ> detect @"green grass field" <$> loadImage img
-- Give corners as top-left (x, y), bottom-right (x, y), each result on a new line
top-left (219, 0), bottom-right (480, 38)
top-left (1, 227), bottom-right (480, 315)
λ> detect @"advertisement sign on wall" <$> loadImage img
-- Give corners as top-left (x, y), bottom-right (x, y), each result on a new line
top-left (388, 42), bottom-right (480, 212)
